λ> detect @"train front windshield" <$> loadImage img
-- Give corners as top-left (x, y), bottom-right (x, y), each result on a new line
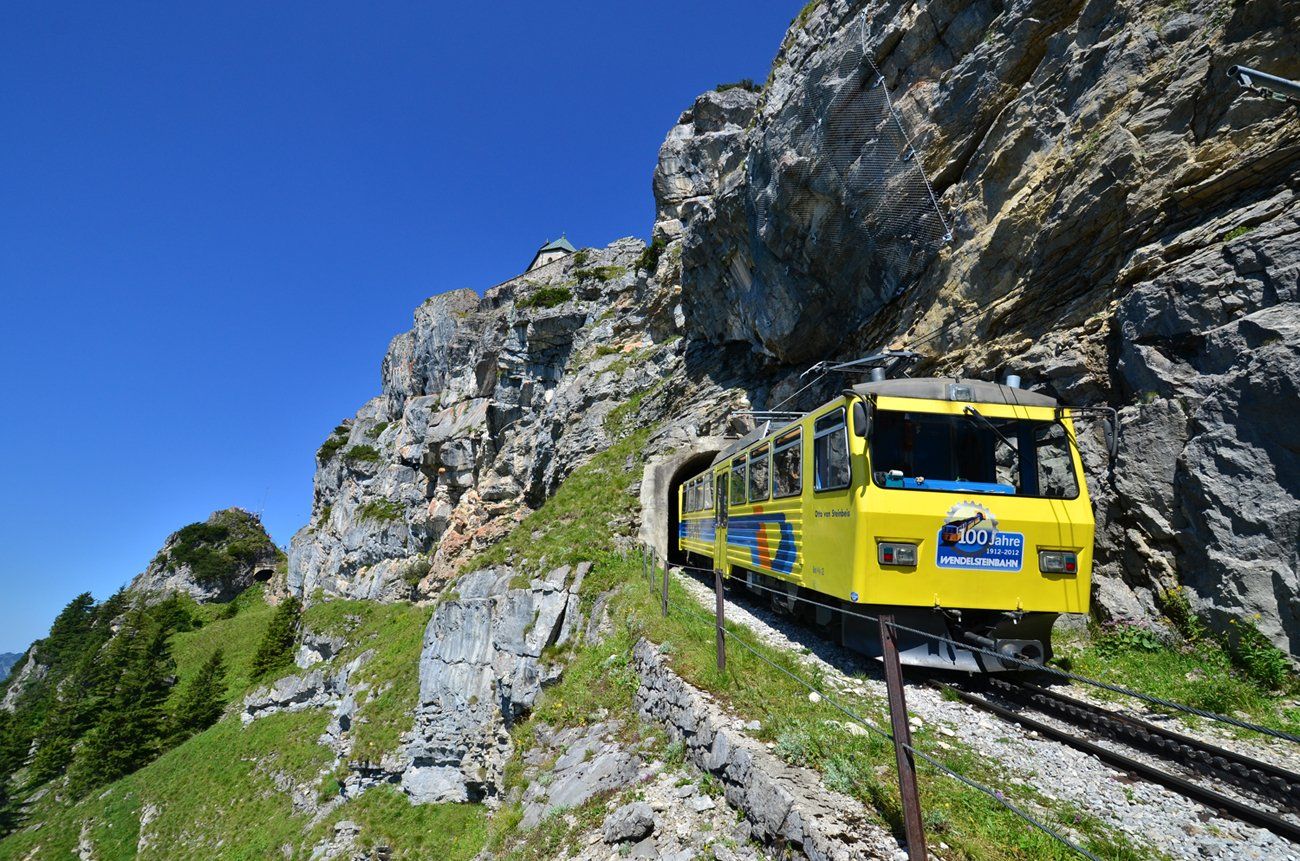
top-left (870, 409), bottom-right (1079, 498)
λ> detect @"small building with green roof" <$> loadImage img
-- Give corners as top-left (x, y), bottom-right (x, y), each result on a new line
top-left (526, 235), bottom-right (576, 272)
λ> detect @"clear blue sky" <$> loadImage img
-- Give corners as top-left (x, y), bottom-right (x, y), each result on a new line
top-left (0, 1), bottom-right (794, 654)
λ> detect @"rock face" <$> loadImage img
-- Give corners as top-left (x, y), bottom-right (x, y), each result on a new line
top-left (652, 0), bottom-right (1300, 651)
top-left (400, 563), bottom-right (589, 804)
top-left (129, 508), bottom-right (284, 604)
top-left (287, 240), bottom-right (686, 602)
top-left (0, 654), bottom-right (44, 713)
top-left (0, 654), bottom-right (19, 683)
top-left (602, 801), bottom-right (656, 844)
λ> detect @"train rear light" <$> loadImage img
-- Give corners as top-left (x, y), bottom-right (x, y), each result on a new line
top-left (1039, 550), bottom-right (1078, 574)
top-left (878, 542), bottom-right (917, 567)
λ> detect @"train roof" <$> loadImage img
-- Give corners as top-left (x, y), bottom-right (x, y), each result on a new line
top-left (711, 422), bottom-right (771, 466)
top-left (708, 378), bottom-right (1057, 468)
top-left (852, 377), bottom-right (1058, 408)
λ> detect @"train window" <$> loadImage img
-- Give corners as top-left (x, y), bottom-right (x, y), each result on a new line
top-left (1035, 423), bottom-right (1080, 499)
top-left (703, 474), bottom-right (714, 510)
top-left (773, 429), bottom-right (803, 498)
top-left (684, 480), bottom-right (693, 513)
top-left (814, 408), bottom-right (851, 491)
top-left (730, 460), bottom-right (747, 506)
top-left (748, 445), bottom-right (770, 502)
top-left (869, 410), bottom-right (1080, 499)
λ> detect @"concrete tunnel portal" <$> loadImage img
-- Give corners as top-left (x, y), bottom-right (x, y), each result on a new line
top-left (638, 438), bottom-right (728, 566)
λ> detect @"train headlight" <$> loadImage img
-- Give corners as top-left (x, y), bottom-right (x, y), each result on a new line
top-left (878, 542), bottom-right (918, 567)
top-left (1039, 550), bottom-right (1078, 575)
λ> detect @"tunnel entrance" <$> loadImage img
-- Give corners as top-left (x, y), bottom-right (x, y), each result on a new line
top-left (252, 568), bottom-right (274, 583)
top-left (638, 440), bottom-right (727, 566)
top-left (665, 452), bottom-right (718, 566)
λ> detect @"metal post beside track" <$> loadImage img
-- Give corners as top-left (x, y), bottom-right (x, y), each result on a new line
top-left (662, 561), bottom-right (669, 618)
top-left (714, 568), bottom-right (726, 672)
top-left (879, 613), bottom-right (928, 861)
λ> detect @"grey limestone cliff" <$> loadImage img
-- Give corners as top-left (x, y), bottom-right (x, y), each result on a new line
top-left (286, 239), bottom-right (693, 603)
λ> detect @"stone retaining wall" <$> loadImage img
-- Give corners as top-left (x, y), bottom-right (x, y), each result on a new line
top-left (633, 639), bottom-right (901, 861)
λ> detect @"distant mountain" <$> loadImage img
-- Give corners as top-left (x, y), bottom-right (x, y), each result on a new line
top-left (0, 652), bottom-right (20, 681)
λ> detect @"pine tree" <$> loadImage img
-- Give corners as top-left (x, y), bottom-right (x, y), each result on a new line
top-left (250, 596), bottom-right (301, 680)
top-left (41, 593), bottom-right (98, 672)
top-left (171, 649), bottom-right (227, 740)
top-left (28, 686), bottom-right (79, 785)
top-left (0, 773), bottom-right (18, 838)
top-left (67, 618), bottom-right (175, 796)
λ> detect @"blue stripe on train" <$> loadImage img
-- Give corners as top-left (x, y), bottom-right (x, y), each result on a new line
top-left (726, 513), bottom-right (797, 575)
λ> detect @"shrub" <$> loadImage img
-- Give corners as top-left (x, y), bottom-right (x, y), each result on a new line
top-left (636, 237), bottom-right (666, 272)
top-left (316, 424), bottom-right (351, 462)
top-left (343, 445), bottom-right (382, 464)
top-left (367, 421), bottom-right (390, 439)
top-left (571, 250), bottom-right (589, 267)
top-left (359, 499), bottom-right (405, 523)
top-left (1094, 622), bottom-right (1163, 658)
top-left (1229, 618), bottom-right (1292, 691)
top-left (716, 78), bottom-right (761, 93)
top-left (517, 286), bottom-right (573, 310)
top-left (402, 557), bottom-right (432, 587)
top-left (573, 265), bottom-right (625, 283)
top-left (794, 0), bottom-right (821, 27)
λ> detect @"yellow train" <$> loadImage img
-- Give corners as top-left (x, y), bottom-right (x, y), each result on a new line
top-left (676, 376), bottom-right (1095, 671)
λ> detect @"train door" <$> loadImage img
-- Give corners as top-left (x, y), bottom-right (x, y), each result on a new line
top-left (804, 404), bottom-right (858, 599)
top-left (714, 471), bottom-right (728, 571)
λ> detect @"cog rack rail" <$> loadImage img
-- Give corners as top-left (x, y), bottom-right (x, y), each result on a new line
top-left (937, 679), bottom-right (1300, 844)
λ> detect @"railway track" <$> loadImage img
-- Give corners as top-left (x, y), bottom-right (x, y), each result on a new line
top-left (674, 563), bottom-right (1300, 845)
top-left (936, 677), bottom-right (1300, 844)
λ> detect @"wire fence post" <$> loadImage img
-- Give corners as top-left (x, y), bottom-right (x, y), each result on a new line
top-left (661, 560), bottom-right (669, 618)
top-left (879, 613), bottom-right (928, 861)
top-left (714, 568), bottom-right (726, 672)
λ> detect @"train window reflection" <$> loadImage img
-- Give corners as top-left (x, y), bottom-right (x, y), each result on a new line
top-left (870, 410), bottom-right (1079, 499)
top-left (773, 430), bottom-right (802, 498)
top-left (748, 445), bottom-right (770, 502)
top-left (813, 408), bottom-right (851, 491)
top-left (730, 460), bottom-right (747, 506)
